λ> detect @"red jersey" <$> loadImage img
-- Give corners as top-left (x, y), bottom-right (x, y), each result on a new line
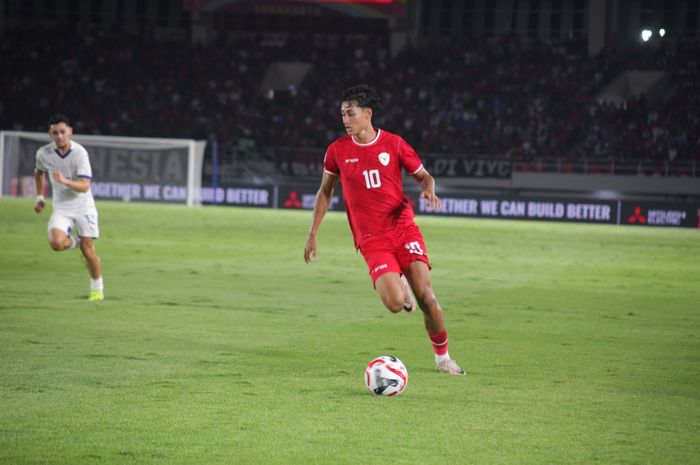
top-left (323, 129), bottom-right (424, 248)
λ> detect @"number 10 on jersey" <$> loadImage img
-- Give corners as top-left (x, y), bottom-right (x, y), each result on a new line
top-left (362, 169), bottom-right (381, 189)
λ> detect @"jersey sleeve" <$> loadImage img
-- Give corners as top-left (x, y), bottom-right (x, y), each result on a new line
top-left (76, 148), bottom-right (93, 179)
top-left (322, 143), bottom-right (339, 176)
top-left (35, 149), bottom-right (47, 172)
top-left (397, 137), bottom-right (423, 175)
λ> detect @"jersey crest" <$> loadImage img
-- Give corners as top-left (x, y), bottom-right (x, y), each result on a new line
top-left (378, 152), bottom-right (390, 166)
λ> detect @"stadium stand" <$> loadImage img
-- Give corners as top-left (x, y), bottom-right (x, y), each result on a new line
top-left (1, 24), bottom-right (698, 177)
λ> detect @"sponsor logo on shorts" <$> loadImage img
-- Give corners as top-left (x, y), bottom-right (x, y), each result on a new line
top-left (372, 264), bottom-right (388, 274)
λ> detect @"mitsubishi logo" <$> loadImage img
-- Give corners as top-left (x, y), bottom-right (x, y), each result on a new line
top-left (283, 191), bottom-right (302, 208)
top-left (627, 206), bottom-right (647, 224)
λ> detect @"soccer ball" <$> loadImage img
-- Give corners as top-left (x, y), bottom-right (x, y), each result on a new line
top-left (364, 355), bottom-right (408, 396)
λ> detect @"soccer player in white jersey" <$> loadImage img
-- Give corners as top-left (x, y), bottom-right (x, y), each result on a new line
top-left (304, 85), bottom-right (465, 375)
top-left (34, 114), bottom-right (104, 301)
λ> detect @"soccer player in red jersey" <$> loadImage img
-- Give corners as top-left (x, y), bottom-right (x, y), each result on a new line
top-left (304, 84), bottom-right (465, 375)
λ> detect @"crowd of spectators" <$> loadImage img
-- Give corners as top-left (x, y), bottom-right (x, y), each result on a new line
top-left (1, 23), bottom-right (698, 174)
top-left (576, 40), bottom-right (700, 173)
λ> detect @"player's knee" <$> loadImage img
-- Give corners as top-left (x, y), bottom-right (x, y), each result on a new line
top-left (381, 294), bottom-right (404, 313)
top-left (49, 239), bottom-right (65, 251)
top-left (385, 302), bottom-right (403, 313)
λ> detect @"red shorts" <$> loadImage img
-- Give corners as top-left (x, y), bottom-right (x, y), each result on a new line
top-left (358, 222), bottom-right (431, 284)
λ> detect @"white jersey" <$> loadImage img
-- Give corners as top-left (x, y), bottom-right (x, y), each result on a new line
top-left (35, 141), bottom-right (97, 212)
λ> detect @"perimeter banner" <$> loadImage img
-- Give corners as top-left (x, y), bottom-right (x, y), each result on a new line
top-left (278, 184), bottom-right (345, 211)
top-left (620, 201), bottom-right (699, 228)
top-left (195, 181), bottom-right (700, 229)
top-left (414, 195), bottom-right (617, 224)
top-left (8, 136), bottom-right (191, 203)
top-left (200, 184), bottom-right (275, 207)
top-left (410, 194), bottom-right (698, 228)
top-left (88, 145), bottom-right (190, 203)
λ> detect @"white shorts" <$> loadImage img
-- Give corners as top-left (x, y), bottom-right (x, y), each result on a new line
top-left (48, 209), bottom-right (100, 239)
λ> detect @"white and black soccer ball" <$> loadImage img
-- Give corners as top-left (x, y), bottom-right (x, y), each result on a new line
top-left (364, 355), bottom-right (408, 396)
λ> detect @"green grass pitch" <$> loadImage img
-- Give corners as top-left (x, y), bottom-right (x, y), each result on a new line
top-left (1, 198), bottom-right (698, 465)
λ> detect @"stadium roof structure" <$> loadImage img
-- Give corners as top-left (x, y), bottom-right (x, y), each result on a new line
top-left (182, 0), bottom-right (407, 19)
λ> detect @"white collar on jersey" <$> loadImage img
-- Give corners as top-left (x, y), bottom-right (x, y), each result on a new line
top-left (351, 129), bottom-right (381, 147)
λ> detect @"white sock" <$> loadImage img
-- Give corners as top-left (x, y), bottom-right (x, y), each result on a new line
top-left (90, 277), bottom-right (104, 291)
top-left (435, 352), bottom-right (451, 365)
top-left (69, 236), bottom-right (81, 249)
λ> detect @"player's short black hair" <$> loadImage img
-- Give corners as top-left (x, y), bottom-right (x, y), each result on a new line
top-left (342, 84), bottom-right (380, 110)
top-left (48, 114), bottom-right (70, 128)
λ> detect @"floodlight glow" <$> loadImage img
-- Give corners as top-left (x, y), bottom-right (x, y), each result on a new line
top-left (659, 28), bottom-right (666, 37)
top-left (641, 29), bottom-right (652, 42)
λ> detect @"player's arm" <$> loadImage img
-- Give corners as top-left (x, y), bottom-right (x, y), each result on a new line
top-left (54, 169), bottom-right (91, 193)
top-left (412, 167), bottom-right (441, 210)
top-left (304, 172), bottom-right (339, 263)
top-left (33, 169), bottom-right (46, 213)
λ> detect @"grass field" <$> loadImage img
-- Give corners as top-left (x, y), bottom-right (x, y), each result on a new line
top-left (1, 198), bottom-right (699, 465)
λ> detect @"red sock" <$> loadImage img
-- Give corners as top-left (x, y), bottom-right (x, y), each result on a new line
top-left (429, 330), bottom-right (448, 356)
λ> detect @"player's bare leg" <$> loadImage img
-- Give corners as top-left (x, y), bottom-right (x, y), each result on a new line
top-left (404, 261), bottom-right (445, 333)
top-left (405, 261), bottom-right (466, 375)
top-left (400, 274), bottom-right (417, 312)
top-left (79, 237), bottom-right (101, 279)
top-left (80, 237), bottom-right (104, 301)
top-left (48, 228), bottom-right (76, 251)
top-left (374, 272), bottom-right (407, 313)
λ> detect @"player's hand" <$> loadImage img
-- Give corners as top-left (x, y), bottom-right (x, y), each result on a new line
top-left (54, 168), bottom-right (65, 184)
top-left (304, 236), bottom-right (318, 263)
top-left (420, 190), bottom-right (441, 210)
top-left (34, 200), bottom-right (45, 213)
